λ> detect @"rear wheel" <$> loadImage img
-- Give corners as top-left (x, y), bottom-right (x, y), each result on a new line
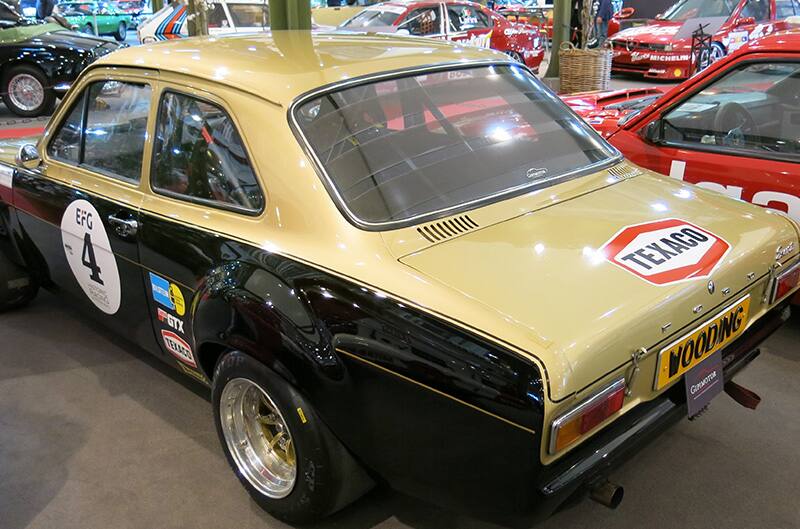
top-left (212, 351), bottom-right (372, 524)
top-left (2, 65), bottom-right (55, 117)
top-left (114, 21), bottom-right (127, 41)
top-left (82, 23), bottom-right (94, 35)
top-left (504, 50), bottom-right (524, 64)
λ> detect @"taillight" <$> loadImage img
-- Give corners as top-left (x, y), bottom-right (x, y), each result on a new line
top-left (550, 379), bottom-right (625, 454)
top-left (770, 260), bottom-right (800, 304)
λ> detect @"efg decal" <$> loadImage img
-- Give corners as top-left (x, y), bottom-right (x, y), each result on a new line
top-left (61, 200), bottom-right (121, 314)
top-left (162, 329), bottom-right (196, 368)
top-left (149, 272), bottom-right (186, 316)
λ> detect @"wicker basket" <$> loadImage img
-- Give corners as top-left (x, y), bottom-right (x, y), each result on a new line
top-left (558, 42), bottom-right (613, 94)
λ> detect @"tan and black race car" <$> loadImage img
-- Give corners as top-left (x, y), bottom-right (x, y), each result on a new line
top-left (0, 31), bottom-right (798, 524)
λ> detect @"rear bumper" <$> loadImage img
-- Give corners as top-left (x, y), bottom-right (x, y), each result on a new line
top-left (518, 300), bottom-right (791, 523)
top-left (611, 49), bottom-right (692, 80)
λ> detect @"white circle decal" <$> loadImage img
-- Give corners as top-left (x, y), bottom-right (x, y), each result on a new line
top-left (61, 199), bottom-right (121, 314)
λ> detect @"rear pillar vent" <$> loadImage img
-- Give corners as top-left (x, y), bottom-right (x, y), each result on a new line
top-left (417, 215), bottom-right (480, 243)
top-left (607, 163), bottom-right (643, 180)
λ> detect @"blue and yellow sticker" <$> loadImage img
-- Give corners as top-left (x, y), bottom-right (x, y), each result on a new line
top-left (149, 272), bottom-right (186, 316)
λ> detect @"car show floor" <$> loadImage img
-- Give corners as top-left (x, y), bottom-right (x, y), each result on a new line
top-left (2, 295), bottom-right (799, 529)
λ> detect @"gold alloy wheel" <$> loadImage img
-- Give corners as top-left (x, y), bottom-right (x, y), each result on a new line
top-left (220, 378), bottom-right (297, 499)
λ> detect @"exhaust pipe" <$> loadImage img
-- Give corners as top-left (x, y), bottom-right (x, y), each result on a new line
top-left (589, 480), bottom-right (624, 509)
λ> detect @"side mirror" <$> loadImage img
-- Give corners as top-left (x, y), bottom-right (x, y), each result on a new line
top-left (16, 144), bottom-right (41, 170)
top-left (641, 119), bottom-right (663, 144)
top-left (735, 16), bottom-right (755, 27)
top-left (655, 13), bottom-right (664, 20)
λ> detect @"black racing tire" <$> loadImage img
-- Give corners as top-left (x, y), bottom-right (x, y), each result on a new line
top-left (0, 250), bottom-right (38, 311)
top-left (114, 21), bottom-right (127, 42)
top-left (212, 351), bottom-right (373, 524)
top-left (2, 64), bottom-right (56, 118)
top-left (82, 23), bottom-right (93, 34)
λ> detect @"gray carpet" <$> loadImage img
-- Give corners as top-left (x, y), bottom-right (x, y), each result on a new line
top-left (1, 291), bottom-right (798, 529)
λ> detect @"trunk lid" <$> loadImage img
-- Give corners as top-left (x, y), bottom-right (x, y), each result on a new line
top-left (400, 173), bottom-right (798, 401)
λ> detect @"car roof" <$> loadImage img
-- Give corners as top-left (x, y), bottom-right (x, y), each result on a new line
top-left (92, 31), bottom-right (504, 107)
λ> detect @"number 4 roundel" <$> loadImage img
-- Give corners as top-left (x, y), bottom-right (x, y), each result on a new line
top-left (61, 199), bottom-right (122, 314)
top-left (601, 218), bottom-right (730, 285)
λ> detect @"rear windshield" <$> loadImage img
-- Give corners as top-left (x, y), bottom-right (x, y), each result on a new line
top-left (293, 64), bottom-right (617, 227)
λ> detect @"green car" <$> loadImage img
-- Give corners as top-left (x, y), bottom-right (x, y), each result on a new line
top-left (56, 1), bottom-right (132, 41)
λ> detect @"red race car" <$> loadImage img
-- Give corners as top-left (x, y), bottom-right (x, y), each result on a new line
top-left (563, 29), bottom-right (800, 253)
top-left (340, 1), bottom-right (545, 72)
top-left (608, 0), bottom-right (796, 80)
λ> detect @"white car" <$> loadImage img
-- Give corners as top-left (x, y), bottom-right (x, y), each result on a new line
top-left (137, 0), bottom-right (268, 42)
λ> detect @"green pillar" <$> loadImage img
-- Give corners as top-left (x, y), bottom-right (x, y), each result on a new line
top-left (545, 0), bottom-right (572, 79)
top-left (187, 0), bottom-right (208, 36)
top-left (151, 0), bottom-right (163, 13)
top-left (269, 0), bottom-right (312, 30)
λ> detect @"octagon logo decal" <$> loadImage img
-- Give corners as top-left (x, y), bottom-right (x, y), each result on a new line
top-left (601, 218), bottom-right (730, 285)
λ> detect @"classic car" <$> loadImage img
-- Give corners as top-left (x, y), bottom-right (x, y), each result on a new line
top-left (339, 0), bottom-right (545, 72)
top-left (0, 20), bottom-right (122, 116)
top-left (137, 0), bottom-right (268, 42)
top-left (56, 1), bottom-right (133, 41)
top-left (609, 0), bottom-right (798, 80)
top-left (564, 30), bottom-right (800, 236)
top-left (1, 32), bottom-right (798, 524)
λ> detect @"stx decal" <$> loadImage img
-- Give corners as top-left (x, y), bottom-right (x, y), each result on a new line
top-left (602, 218), bottom-right (730, 285)
top-left (157, 307), bottom-right (184, 333)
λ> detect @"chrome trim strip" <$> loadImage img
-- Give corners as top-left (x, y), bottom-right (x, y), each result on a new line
top-left (549, 378), bottom-right (625, 454)
top-left (769, 259), bottom-right (800, 305)
top-left (287, 60), bottom-right (623, 232)
top-left (652, 294), bottom-right (751, 391)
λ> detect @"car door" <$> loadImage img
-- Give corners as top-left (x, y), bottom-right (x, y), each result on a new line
top-left (726, 0), bottom-right (774, 52)
top-left (137, 78), bottom-right (266, 379)
top-left (612, 58), bottom-right (800, 223)
top-left (445, 2), bottom-right (494, 48)
top-left (12, 67), bottom-right (160, 349)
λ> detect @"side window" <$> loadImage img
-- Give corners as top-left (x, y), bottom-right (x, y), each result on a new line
top-left (207, 3), bottom-right (229, 28)
top-left (48, 92), bottom-right (85, 163)
top-left (776, 0), bottom-right (798, 17)
top-left (46, 80), bottom-right (151, 183)
top-left (448, 5), bottom-right (491, 32)
top-left (740, 0), bottom-right (771, 21)
top-left (83, 82), bottom-right (151, 181)
top-left (151, 92), bottom-right (264, 213)
top-left (398, 7), bottom-right (441, 36)
top-left (662, 62), bottom-right (800, 157)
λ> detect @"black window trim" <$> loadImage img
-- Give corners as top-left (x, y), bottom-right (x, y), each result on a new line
top-left (47, 79), bottom-right (152, 186)
top-left (288, 59), bottom-right (623, 232)
top-left (149, 88), bottom-right (265, 217)
top-left (654, 57), bottom-right (800, 165)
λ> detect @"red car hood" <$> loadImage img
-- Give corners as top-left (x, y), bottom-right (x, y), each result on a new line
top-left (610, 20), bottom-right (685, 45)
top-left (562, 87), bottom-right (669, 135)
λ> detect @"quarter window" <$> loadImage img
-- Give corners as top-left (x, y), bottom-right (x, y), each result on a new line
top-left (47, 80), bottom-right (151, 183)
top-left (151, 92), bottom-right (263, 213)
top-left (662, 62), bottom-right (800, 158)
top-left (776, 0), bottom-right (800, 17)
top-left (447, 5), bottom-right (491, 32)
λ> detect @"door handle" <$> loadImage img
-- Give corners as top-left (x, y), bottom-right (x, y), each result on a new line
top-left (108, 213), bottom-right (138, 238)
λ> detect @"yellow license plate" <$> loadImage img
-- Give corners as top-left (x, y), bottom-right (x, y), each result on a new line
top-left (655, 295), bottom-right (750, 390)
